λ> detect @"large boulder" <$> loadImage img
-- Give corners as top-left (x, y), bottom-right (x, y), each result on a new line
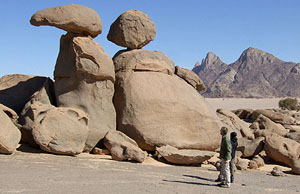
top-left (0, 74), bottom-right (48, 114)
top-left (114, 50), bottom-right (221, 151)
top-left (107, 10), bottom-right (156, 49)
top-left (264, 133), bottom-right (300, 167)
top-left (217, 109), bottom-right (254, 139)
top-left (18, 78), bottom-right (55, 147)
top-left (54, 33), bottom-right (116, 152)
top-left (175, 66), bottom-right (205, 91)
top-left (156, 145), bottom-right (215, 165)
top-left (250, 114), bottom-right (288, 137)
top-left (114, 49), bottom-right (175, 75)
top-left (237, 137), bottom-right (264, 158)
top-left (103, 131), bottom-right (147, 163)
top-left (0, 104), bottom-right (19, 126)
top-left (251, 109), bottom-right (297, 125)
top-left (32, 107), bottom-right (89, 155)
top-left (0, 109), bottom-right (21, 154)
top-left (30, 4), bottom-right (102, 38)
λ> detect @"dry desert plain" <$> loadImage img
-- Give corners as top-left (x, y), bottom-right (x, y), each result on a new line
top-left (0, 98), bottom-right (299, 194)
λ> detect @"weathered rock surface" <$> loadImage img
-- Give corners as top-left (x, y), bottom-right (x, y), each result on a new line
top-left (0, 104), bottom-right (18, 126)
top-left (0, 74), bottom-right (48, 114)
top-left (251, 109), bottom-right (297, 125)
top-left (286, 131), bottom-right (300, 143)
top-left (54, 33), bottom-right (116, 152)
top-left (237, 137), bottom-right (264, 158)
top-left (193, 47), bottom-right (300, 97)
top-left (0, 109), bottom-right (21, 154)
top-left (32, 107), bottom-right (89, 155)
top-left (233, 109), bottom-right (253, 120)
top-left (291, 159), bottom-right (300, 175)
top-left (156, 145), bottom-right (215, 165)
top-left (107, 10), bottom-right (156, 49)
top-left (18, 78), bottom-right (55, 147)
top-left (114, 70), bottom-right (221, 151)
top-left (217, 109), bottom-right (254, 139)
top-left (30, 4), bottom-right (102, 38)
top-left (236, 158), bottom-right (249, 170)
top-left (250, 114), bottom-right (288, 136)
top-left (175, 66), bottom-right (205, 91)
top-left (103, 131), bottom-right (147, 163)
top-left (264, 133), bottom-right (300, 167)
top-left (113, 49), bottom-right (174, 75)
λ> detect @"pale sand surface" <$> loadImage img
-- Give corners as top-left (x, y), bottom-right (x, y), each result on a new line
top-left (206, 98), bottom-right (300, 111)
top-left (0, 144), bottom-right (299, 194)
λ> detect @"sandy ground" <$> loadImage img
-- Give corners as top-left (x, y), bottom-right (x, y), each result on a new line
top-left (0, 144), bottom-right (299, 194)
top-left (206, 98), bottom-right (300, 111)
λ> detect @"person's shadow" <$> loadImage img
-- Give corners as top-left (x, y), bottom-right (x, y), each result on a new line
top-left (163, 174), bottom-right (218, 187)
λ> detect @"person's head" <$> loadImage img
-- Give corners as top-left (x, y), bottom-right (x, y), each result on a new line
top-left (220, 127), bottom-right (228, 136)
top-left (230, 132), bottom-right (237, 139)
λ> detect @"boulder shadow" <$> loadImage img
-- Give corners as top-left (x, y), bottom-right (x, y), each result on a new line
top-left (16, 143), bottom-right (45, 154)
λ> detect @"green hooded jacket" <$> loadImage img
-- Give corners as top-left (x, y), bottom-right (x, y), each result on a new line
top-left (220, 134), bottom-right (232, 161)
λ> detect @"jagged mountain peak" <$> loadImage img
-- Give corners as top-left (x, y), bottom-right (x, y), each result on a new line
top-left (237, 47), bottom-right (280, 64)
top-left (201, 52), bottom-right (224, 66)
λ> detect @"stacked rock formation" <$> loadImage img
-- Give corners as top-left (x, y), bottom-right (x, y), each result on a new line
top-left (108, 10), bottom-right (221, 152)
top-left (27, 4), bottom-right (116, 154)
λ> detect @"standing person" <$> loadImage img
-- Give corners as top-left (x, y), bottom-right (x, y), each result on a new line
top-left (230, 132), bottom-right (238, 183)
top-left (218, 127), bottom-right (232, 188)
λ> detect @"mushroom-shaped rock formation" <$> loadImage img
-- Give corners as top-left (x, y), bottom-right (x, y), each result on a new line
top-left (30, 4), bottom-right (102, 38)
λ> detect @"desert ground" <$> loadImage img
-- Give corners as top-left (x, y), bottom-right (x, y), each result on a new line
top-left (1, 98), bottom-right (299, 194)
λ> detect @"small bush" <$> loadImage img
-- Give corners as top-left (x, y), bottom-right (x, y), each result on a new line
top-left (278, 98), bottom-right (299, 111)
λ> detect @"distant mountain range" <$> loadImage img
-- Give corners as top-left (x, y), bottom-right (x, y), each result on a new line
top-left (192, 47), bottom-right (300, 98)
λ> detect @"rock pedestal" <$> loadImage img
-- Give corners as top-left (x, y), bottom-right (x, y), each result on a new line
top-left (54, 33), bottom-right (116, 152)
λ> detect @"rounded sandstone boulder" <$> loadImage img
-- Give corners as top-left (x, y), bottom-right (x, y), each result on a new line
top-left (30, 4), bottom-right (102, 38)
top-left (107, 10), bottom-right (156, 49)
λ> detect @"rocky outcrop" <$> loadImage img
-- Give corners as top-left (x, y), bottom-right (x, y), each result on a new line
top-left (30, 4), bottom-right (102, 38)
top-left (237, 137), bottom-right (264, 158)
top-left (103, 131), bottom-right (147, 163)
top-left (251, 109), bottom-right (297, 125)
top-left (54, 33), bottom-right (116, 152)
top-left (175, 66), bottom-right (205, 91)
top-left (217, 109), bottom-right (254, 139)
top-left (0, 74), bottom-right (49, 114)
top-left (0, 109), bottom-right (21, 154)
top-left (264, 133), bottom-right (300, 167)
top-left (107, 10), bottom-right (156, 49)
top-left (193, 47), bottom-right (300, 97)
top-left (250, 114), bottom-right (288, 137)
top-left (157, 145), bottom-right (215, 165)
top-left (32, 107), bottom-right (89, 155)
top-left (110, 10), bottom-right (221, 152)
top-left (113, 49), bottom-right (175, 75)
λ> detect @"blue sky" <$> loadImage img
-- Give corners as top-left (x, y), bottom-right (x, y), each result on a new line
top-left (1, 0), bottom-right (299, 78)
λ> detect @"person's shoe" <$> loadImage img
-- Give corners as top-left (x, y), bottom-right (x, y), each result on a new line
top-left (215, 178), bottom-right (221, 182)
top-left (220, 184), bottom-right (230, 188)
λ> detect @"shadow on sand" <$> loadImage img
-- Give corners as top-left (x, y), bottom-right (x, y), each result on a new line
top-left (163, 174), bottom-right (218, 187)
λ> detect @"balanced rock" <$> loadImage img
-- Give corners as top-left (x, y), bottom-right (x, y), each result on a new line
top-left (114, 49), bottom-right (175, 75)
top-left (30, 4), bottom-right (102, 38)
top-left (157, 145), bottom-right (215, 165)
top-left (217, 109), bottom-right (254, 139)
top-left (108, 10), bottom-right (156, 49)
top-left (237, 137), bottom-right (264, 157)
top-left (54, 33), bottom-right (116, 152)
top-left (0, 74), bottom-right (48, 114)
top-left (114, 50), bottom-right (221, 151)
top-left (264, 132), bottom-right (300, 167)
top-left (104, 131), bottom-right (147, 163)
top-left (175, 66), bottom-right (205, 91)
top-left (32, 107), bottom-right (89, 155)
top-left (250, 114), bottom-right (288, 137)
top-left (0, 109), bottom-right (21, 154)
